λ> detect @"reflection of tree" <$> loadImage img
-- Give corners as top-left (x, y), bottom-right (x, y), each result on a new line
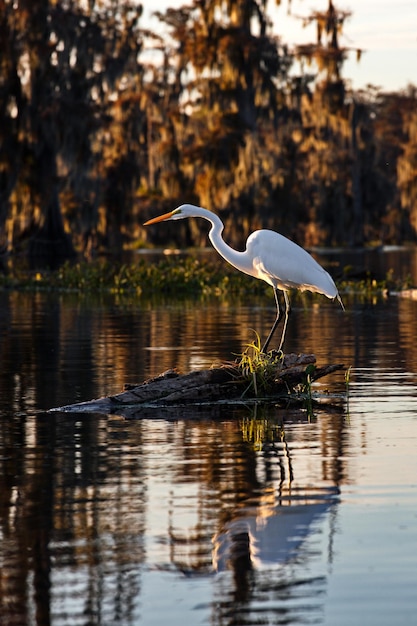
top-left (2, 288), bottom-right (417, 623)
top-left (0, 411), bottom-right (147, 624)
top-left (7, 287), bottom-right (410, 405)
top-left (51, 420), bottom-right (146, 622)
top-left (397, 298), bottom-right (417, 379)
top-left (0, 292), bottom-right (148, 623)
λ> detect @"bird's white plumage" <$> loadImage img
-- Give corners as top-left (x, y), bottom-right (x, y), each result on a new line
top-left (144, 203), bottom-right (343, 352)
top-left (245, 229), bottom-right (338, 298)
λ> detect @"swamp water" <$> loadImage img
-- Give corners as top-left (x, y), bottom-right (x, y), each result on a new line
top-left (0, 251), bottom-right (417, 625)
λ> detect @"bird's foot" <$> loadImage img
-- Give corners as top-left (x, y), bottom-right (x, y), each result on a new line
top-left (264, 348), bottom-right (284, 361)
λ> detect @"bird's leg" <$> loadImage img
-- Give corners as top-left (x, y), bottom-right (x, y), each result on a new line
top-left (261, 288), bottom-right (283, 354)
top-left (277, 290), bottom-right (291, 352)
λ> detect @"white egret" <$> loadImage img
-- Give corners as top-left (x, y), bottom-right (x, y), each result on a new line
top-left (144, 204), bottom-right (344, 353)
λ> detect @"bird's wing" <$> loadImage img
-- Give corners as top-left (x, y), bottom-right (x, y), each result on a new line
top-left (247, 230), bottom-right (338, 298)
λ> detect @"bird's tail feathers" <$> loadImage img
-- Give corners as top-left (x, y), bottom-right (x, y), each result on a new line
top-left (336, 294), bottom-right (345, 311)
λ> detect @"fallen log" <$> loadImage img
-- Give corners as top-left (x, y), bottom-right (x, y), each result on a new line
top-left (50, 353), bottom-right (345, 416)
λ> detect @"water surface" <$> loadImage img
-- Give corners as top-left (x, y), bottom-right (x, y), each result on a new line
top-left (0, 273), bottom-right (416, 625)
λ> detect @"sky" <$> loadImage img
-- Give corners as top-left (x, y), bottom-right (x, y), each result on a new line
top-left (143, 0), bottom-right (417, 92)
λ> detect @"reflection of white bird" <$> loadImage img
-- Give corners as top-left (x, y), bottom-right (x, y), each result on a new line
top-left (212, 500), bottom-right (335, 572)
top-left (144, 204), bottom-right (344, 352)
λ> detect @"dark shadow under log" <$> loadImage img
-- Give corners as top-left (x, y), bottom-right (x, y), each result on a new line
top-left (50, 353), bottom-right (345, 418)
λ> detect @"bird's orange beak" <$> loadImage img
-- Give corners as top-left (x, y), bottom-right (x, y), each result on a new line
top-left (143, 211), bottom-right (175, 226)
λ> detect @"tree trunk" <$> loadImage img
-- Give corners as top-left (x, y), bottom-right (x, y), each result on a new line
top-left (50, 354), bottom-right (345, 418)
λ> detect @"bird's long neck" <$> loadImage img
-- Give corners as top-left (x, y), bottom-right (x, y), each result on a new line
top-left (202, 210), bottom-right (255, 277)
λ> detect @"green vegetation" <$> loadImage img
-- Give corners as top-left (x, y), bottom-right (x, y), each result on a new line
top-left (237, 332), bottom-right (284, 397)
top-left (0, 257), bottom-right (250, 296)
top-left (236, 335), bottom-right (320, 418)
top-left (0, 257), bottom-right (408, 299)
